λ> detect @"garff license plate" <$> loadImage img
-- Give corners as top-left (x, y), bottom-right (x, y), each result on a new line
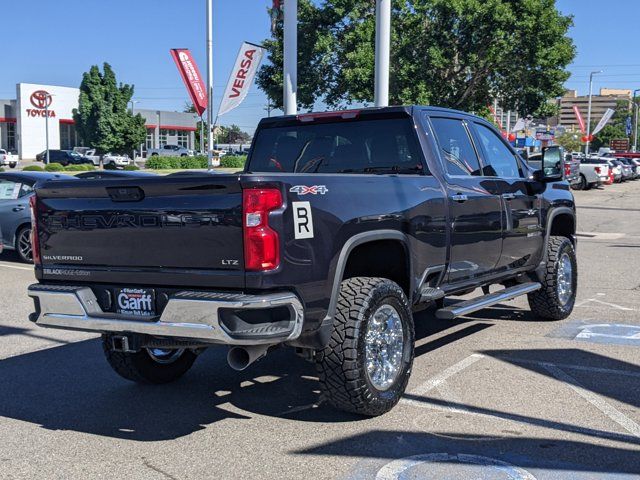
top-left (115, 288), bottom-right (156, 317)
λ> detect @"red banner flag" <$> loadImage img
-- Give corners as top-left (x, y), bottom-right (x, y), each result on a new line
top-left (170, 49), bottom-right (208, 116)
top-left (573, 105), bottom-right (586, 134)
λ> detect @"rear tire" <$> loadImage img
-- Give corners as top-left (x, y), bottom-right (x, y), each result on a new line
top-left (575, 174), bottom-right (587, 190)
top-left (528, 236), bottom-right (577, 320)
top-left (9, 163), bottom-right (16, 169)
top-left (315, 277), bottom-right (415, 416)
top-left (102, 335), bottom-right (198, 384)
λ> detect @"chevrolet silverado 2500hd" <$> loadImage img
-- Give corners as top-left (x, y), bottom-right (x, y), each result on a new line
top-left (27, 106), bottom-right (577, 416)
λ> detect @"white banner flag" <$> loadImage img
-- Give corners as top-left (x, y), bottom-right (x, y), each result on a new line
top-left (511, 118), bottom-right (526, 132)
top-left (592, 108), bottom-right (615, 136)
top-left (218, 42), bottom-right (265, 117)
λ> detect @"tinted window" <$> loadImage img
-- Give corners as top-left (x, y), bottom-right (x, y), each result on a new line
top-left (248, 118), bottom-right (426, 174)
top-left (474, 123), bottom-right (522, 178)
top-left (0, 180), bottom-right (20, 200)
top-left (429, 117), bottom-right (481, 176)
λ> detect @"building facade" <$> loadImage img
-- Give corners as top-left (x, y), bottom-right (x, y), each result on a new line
top-left (0, 83), bottom-right (198, 159)
top-left (558, 88), bottom-right (631, 130)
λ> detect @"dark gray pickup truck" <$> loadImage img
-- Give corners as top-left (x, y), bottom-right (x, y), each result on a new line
top-left (27, 106), bottom-right (577, 416)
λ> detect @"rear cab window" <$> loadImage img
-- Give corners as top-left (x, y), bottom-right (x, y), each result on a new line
top-left (428, 117), bottom-right (482, 176)
top-left (246, 117), bottom-right (427, 175)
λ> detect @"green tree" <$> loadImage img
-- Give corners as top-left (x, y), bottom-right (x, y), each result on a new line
top-left (73, 63), bottom-right (146, 154)
top-left (257, 0), bottom-right (575, 116)
top-left (219, 125), bottom-right (252, 144)
top-left (555, 130), bottom-right (582, 152)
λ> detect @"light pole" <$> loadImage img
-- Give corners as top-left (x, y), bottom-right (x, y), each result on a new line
top-left (283, 0), bottom-right (297, 115)
top-left (129, 100), bottom-right (140, 161)
top-left (374, 0), bottom-right (391, 107)
top-left (585, 70), bottom-right (602, 155)
top-left (633, 88), bottom-right (640, 152)
top-left (206, 0), bottom-right (215, 168)
top-left (44, 93), bottom-right (54, 165)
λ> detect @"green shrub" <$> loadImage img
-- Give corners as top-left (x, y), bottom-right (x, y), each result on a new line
top-left (22, 165), bottom-right (44, 172)
top-left (44, 163), bottom-right (64, 172)
top-left (0, 167), bottom-right (4, 172)
top-left (64, 164), bottom-right (95, 171)
top-left (146, 155), bottom-right (208, 170)
top-left (220, 155), bottom-right (247, 169)
top-left (124, 165), bottom-right (140, 171)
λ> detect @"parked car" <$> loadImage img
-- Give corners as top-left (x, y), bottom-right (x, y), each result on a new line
top-left (27, 106), bottom-right (577, 417)
top-left (147, 145), bottom-right (195, 157)
top-left (42, 150), bottom-right (94, 167)
top-left (575, 157), bottom-right (609, 190)
top-left (563, 153), bottom-right (580, 187)
top-left (0, 149), bottom-right (18, 169)
top-left (627, 157), bottom-right (640, 177)
top-left (614, 159), bottom-right (634, 181)
top-left (0, 172), bottom-right (75, 262)
top-left (81, 149), bottom-right (132, 168)
top-left (616, 158), bottom-right (639, 180)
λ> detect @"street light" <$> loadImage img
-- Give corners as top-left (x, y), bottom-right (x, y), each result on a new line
top-left (585, 70), bottom-right (602, 155)
top-left (633, 88), bottom-right (640, 152)
top-left (43, 93), bottom-right (55, 165)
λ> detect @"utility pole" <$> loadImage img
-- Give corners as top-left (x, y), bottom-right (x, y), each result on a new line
top-left (633, 88), bottom-right (640, 152)
top-left (264, 102), bottom-right (273, 118)
top-left (206, 0), bottom-right (215, 168)
top-left (374, 0), bottom-right (390, 107)
top-left (585, 70), bottom-right (602, 155)
top-left (283, 0), bottom-right (297, 115)
top-left (129, 99), bottom-right (139, 161)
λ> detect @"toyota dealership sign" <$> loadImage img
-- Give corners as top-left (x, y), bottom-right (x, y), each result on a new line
top-left (16, 83), bottom-right (79, 158)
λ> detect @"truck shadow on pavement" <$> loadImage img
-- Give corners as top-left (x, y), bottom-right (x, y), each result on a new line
top-left (294, 348), bottom-right (640, 477)
top-left (0, 310), bottom-right (492, 441)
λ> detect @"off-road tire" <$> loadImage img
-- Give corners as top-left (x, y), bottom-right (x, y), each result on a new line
top-left (315, 277), bottom-right (415, 416)
top-left (528, 236), bottom-right (577, 320)
top-left (102, 335), bottom-right (198, 384)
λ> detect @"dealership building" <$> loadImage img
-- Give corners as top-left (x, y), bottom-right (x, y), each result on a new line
top-left (0, 83), bottom-right (199, 159)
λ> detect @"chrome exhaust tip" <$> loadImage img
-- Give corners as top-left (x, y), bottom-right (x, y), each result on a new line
top-left (227, 345), bottom-right (270, 371)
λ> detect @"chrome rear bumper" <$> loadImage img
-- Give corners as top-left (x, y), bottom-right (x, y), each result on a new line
top-left (28, 284), bottom-right (304, 345)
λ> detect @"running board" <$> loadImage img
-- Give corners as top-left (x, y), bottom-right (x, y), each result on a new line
top-left (435, 282), bottom-right (541, 320)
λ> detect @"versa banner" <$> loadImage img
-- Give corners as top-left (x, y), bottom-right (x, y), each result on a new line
top-left (573, 105), bottom-right (586, 133)
top-left (170, 49), bottom-right (208, 116)
top-left (218, 42), bottom-right (265, 117)
top-left (592, 108), bottom-right (615, 136)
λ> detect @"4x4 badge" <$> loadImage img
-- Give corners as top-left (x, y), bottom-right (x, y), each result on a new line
top-left (289, 185), bottom-right (328, 195)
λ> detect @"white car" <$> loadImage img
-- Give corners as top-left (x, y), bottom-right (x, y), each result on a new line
top-left (0, 150), bottom-right (18, 169)
top-left (576, 157), bottom-right (610, 190)
top-left (103, 152), bottom-right (131, 168)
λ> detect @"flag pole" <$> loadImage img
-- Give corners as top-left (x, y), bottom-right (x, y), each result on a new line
top-left (283, 0), bottom-right (297, 115)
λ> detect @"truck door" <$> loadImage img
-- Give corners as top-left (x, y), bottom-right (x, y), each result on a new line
top-left (470, 121), bottom-right (543, 270)
top-left (427, 116), bottom-right (503, 283)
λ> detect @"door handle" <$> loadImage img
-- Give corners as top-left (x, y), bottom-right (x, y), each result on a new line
top-left (451, 193), bottom-right (468, 203)
top-left (12, 206), bottom-right (25, 212)
top-left (501, 193), bottom-right (516, 200)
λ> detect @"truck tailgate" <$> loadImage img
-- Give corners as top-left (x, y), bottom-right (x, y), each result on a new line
top-left (34, 174), bottom-right (244, 287)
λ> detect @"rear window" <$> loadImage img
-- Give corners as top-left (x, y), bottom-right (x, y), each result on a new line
top-left (247, 118), bottom-right (426, 174)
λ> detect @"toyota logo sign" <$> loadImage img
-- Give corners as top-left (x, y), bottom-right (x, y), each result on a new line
top-left (30, 90), bottom-right (52, 109)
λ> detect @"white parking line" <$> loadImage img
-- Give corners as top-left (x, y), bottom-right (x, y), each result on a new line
top-left (401, 354), bottom-right (484, 409)
top-left (574, 297), bottom-right (634, 311)
top-left (542, 363), bottom-right (640, 438)
top-left (0, 263), bottom-right (33, 271)
top-left (497, 356), bottom-right (640, 379)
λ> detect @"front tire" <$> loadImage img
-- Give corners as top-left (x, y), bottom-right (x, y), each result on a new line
top-left (102, 335), bottom-right (198, 384)
top-left (315, 277), bottom-right (415, 416)
top-left (528, 236), bottom-right (577, 320)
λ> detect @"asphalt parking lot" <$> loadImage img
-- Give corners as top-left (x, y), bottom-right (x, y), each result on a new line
top-left (1, 182), bottom-right (639, 479)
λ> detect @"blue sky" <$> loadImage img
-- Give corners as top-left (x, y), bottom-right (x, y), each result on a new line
top-left (2, 0), bottom-right (639, 132)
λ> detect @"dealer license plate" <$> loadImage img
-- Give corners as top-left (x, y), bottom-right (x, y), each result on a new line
top-left (114, 287), bottom-right (156, 317)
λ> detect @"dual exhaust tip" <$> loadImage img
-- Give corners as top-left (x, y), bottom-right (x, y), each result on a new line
top-left (227, 344), bottom-right (271, 371)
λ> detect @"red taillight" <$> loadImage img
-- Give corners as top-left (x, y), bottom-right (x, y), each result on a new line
top-left (595, 166), bottom-right (601, 174)
top-left (243, 188), bottom-right (282, 271)
top-left (564, 164), bottom-right (571, 176)
top-left (29, 195), bottom-right (41, 265)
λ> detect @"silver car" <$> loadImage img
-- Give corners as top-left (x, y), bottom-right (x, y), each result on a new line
top-left (0, 172), bottom-right (74, 262)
